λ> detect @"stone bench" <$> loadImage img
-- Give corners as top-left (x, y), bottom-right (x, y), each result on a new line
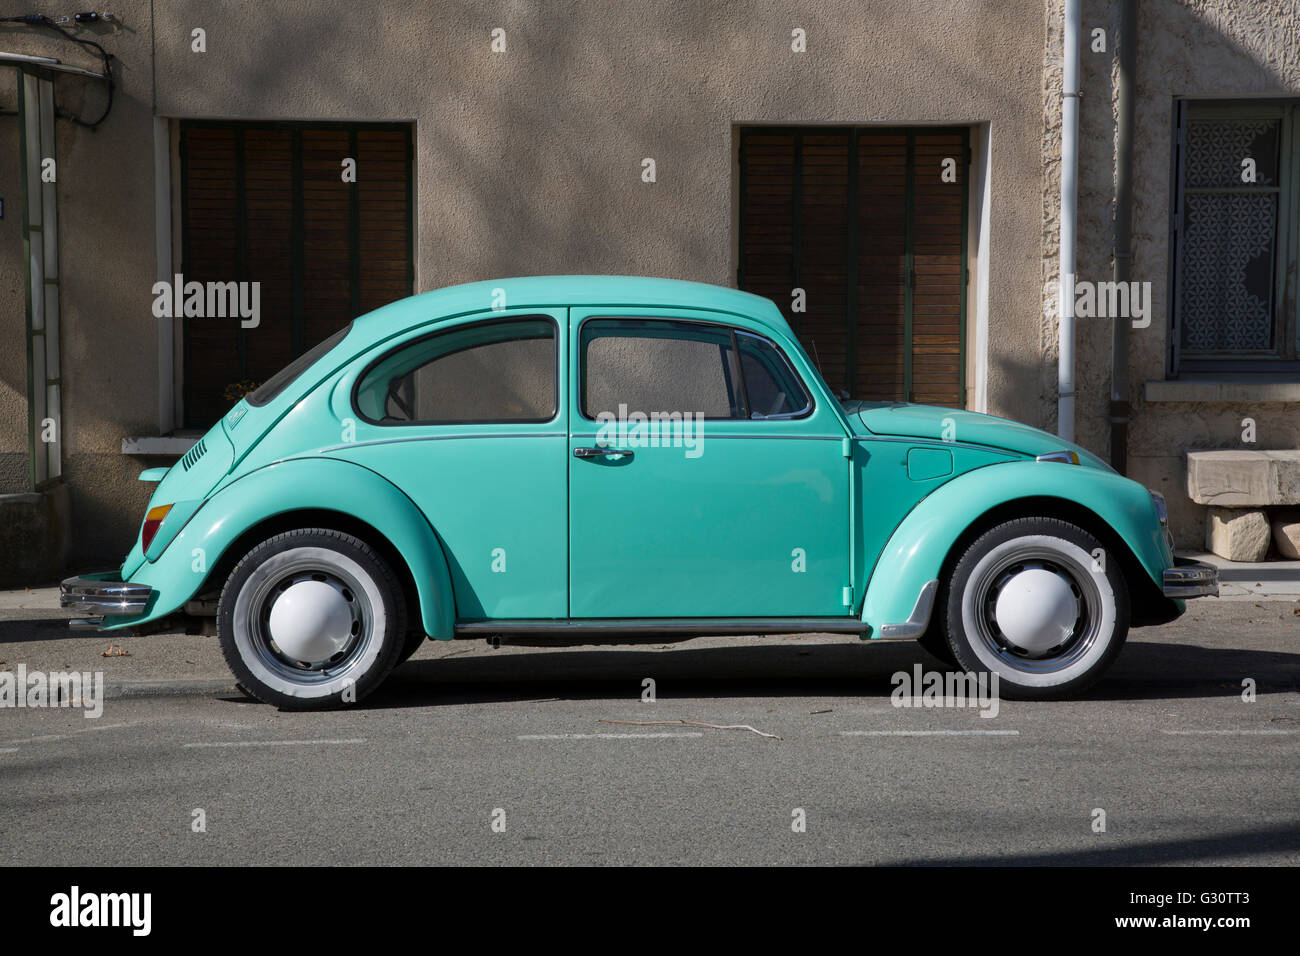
top-left (1186, 450), bottom-right (1300, 561)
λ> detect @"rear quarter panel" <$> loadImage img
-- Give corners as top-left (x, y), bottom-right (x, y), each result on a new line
top-left (103, 457), bottom-right (457, 638)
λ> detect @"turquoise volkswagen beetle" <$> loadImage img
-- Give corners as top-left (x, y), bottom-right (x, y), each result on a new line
top-left (62, 276), bottom-right (1217, 708)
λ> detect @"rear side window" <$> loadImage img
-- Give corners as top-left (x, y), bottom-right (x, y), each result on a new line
top-left (354, 317), bottom-right (557, 424)
top-left (580, 319), bottom-right (811, 420)
top-left (246, 323), bottom-right (352, 407)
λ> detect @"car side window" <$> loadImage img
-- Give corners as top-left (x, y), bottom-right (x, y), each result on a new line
top-left (581, 319), bottom-right (745, 420)
top-left (581, 319), bottom-right (812, 421)
top-left (354, 317), bottom-right (556, 424)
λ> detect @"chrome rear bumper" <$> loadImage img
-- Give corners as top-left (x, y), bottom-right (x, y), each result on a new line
top-left (1162, 559), bottom-right (1219, 599)
top-left (60, 573), bottom-right (153, 616)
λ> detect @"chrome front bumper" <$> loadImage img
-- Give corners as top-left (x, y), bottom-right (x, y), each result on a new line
top-left (1162, 559), bottom-right (1219, 599)
top-left (60, 573), bottom-right (153, 616)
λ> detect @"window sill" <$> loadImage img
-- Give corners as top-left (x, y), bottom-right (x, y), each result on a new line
top-left (121, 434), bottom-right (203, 455)
top-left (1144, 377), bottom-right (1300, 403)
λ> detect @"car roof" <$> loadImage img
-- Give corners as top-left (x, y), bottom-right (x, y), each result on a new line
top-left (354, 275), bottom-right (792, 341)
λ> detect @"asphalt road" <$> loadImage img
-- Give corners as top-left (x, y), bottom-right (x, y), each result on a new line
top-left (1, 600), bottom-right (1297, 865)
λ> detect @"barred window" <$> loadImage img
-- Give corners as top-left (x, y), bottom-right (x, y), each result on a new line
top-left (1171, 103), bottom-right (1297, 371)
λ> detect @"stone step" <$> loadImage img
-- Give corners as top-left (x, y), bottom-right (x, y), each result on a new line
top-left (1186, 450), bottom-right (1300, 507)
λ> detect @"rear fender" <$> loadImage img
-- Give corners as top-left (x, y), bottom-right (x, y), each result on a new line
top-left (103, 457), bottom-right (456, 639)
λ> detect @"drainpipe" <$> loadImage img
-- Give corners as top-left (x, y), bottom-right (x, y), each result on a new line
top-left (1057, 0), bottom-right (1082, 441)
top-left (1109, 0), bottom-right (1137, 474)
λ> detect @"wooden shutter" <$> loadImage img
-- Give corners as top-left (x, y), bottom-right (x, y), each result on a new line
top-left (180, 126), bottom-right (241, 427)
top-left (357, 130), bottom-right (413, 314)
top-left (797, 132), bottom-right (851, 390)
top-left (738, 132), bottom-right (797, 334)
top-left (739, 127), bottom-right (967, 408)
top-left (910, 132), bottom-right (966, 407)
top-left (301, 127), bottom-right (354, 350)
top-left (739, 131), bottom-right (852, 391)
top-left (856, 132), bottom-right (907, 400)
top-left (181, 122), bottom-right (412, 427)
top-left (241, 129), bottom-right (295, 386)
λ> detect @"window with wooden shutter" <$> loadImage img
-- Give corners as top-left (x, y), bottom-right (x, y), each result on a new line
top-left (180, 121), bottom-right (413, 427)
top-left (738, 127), bottom-right (969, 408)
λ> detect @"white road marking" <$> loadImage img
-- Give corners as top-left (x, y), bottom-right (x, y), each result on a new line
top-left (0, 720), bottom-right (148, 747)
top-left (518, 732), bottom-right (705, 740)
top-left (0, 747), bottom-right (18, 754)
top-left (1160, 729), bottom-right (1300, 736)
top-left (183, 738), bottom-right (367, 748)
top-left (839, 730), bottom-right (1020, 737)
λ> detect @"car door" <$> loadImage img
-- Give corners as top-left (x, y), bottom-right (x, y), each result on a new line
top-left (568, 309), bottom-right (852, 619)
top-left (335, 309), bottom-right (568, 620)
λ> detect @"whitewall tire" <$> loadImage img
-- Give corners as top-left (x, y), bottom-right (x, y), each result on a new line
top-left (942, 517), bottom-right (1129, 699)
top-left (217, 528), bottom-right (407, 709)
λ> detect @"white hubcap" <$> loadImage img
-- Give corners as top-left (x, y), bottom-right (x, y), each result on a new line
top-left (267, 580), bottom-right (354, 663)
top-left (993, 567), bottom-right (1079, 655)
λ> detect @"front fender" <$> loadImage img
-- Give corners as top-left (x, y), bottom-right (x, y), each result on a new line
top-left (862, 460), bottom-right (1171, 631)
top-left (104, 457), bottom-right (456, 639)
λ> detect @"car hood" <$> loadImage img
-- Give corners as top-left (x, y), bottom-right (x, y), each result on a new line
top-left (848, 401), bottom-right (1112, 470)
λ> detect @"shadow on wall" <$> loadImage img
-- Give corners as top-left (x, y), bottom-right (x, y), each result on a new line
top-left (987, 347), bottom-right (1055, 433)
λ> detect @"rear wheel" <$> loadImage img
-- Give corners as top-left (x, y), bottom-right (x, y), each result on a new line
top-left (217, 528), bottom-right (407, 709)
top-left (942, 517), bottom-right (1129, 699)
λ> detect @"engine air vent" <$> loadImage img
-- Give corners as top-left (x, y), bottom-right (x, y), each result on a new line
top-left (181, 438), bottom-right (207, 472)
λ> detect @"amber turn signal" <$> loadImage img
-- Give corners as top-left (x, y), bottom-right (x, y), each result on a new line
top-left (140, 503), bottom-right (174, 553)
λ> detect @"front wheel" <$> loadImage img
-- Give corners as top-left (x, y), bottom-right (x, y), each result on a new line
top-left (217, 528), bottom-right (407, 709)
top-left (942, 517), bottom-right (1129, 699)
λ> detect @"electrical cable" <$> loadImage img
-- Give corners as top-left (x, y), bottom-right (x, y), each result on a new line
top-left (0, 12), bottom-right (116, 129)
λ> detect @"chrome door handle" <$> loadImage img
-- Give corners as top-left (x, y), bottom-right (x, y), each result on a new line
top-left (573, 446), bottom-right (634, 459)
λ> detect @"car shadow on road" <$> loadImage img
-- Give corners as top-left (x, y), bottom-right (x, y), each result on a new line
top-left (0, 615), bottom-right (92, 644)
top-left (364, 638), bottom-right (1300, 709)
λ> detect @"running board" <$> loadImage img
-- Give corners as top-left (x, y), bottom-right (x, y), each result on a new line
top-left (454, 617), bottom-right (868, 637)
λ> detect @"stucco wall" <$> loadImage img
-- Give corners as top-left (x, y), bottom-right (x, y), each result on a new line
top-left (1067, 0), bottom-right (1300, 546)
top-left (153, 0), bottom-right (1049, 426)
top-left (2, 0), bottom-right (1050, 568)
top-left (9, 0), bottom-right (1296, 567)
top-left (0, 65), bottom-right (26, 495)
top-left (0, 10), bottom-right (158, 569)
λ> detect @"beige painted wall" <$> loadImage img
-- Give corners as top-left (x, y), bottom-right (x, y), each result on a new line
top-left (151, 0), bottom-right (1048, 427)
top-left (0, 67), bottom-right (26, 494)
top-left (1065, 0), bottom-right (1300, 545)
top-left (0, 10), bottom-right (159, 566)
top-left (3, 0), bottom-right (1050, 566)
top-left (7, 0), bottom-right (1295, 562)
